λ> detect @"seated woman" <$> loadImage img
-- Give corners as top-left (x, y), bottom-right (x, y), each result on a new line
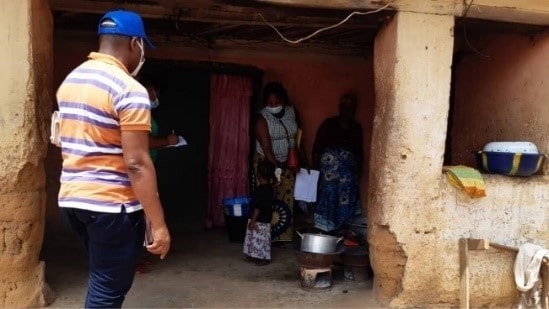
top-left (312, 93), bottom-right (363, 234)
top-left (255, 82), bottom-right (306, 242)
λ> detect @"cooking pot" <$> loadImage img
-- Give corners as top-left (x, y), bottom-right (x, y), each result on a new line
top-left (297, 231), bottom-right (343, 254)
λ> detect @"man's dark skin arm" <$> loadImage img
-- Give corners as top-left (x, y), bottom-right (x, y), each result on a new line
top-left (122, 130), bottom-right (171, 259)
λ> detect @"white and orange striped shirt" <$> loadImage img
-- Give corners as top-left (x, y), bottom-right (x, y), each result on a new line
top-left (56, 52), bottom-right (151, 213)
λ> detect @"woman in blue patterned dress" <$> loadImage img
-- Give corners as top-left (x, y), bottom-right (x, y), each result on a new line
top-left (312, 93), bottom-right (363, 233)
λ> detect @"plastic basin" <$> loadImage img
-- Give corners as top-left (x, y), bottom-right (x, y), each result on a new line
top-left (476, 151), bottom-right (545, 177)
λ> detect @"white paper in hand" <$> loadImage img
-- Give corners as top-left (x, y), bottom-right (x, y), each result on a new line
top-left (50, 111), bottom-right (62, 147)
top-left (275, 168), bottom-right (282, 183)
top-left (294, 168), bottom-right (320, 202)
top-left (165, 136), bottom-right (188, 148)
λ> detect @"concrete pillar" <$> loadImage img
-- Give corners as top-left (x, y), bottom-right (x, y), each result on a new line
top-left (0, 0), bottom-right (54, 307)
top-left (369, 12), bottom-right (454, 307)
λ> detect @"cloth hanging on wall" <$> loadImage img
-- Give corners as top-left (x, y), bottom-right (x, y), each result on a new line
top-left (206, 74), bottom-right (253, 228)
top-left (514, 243), bottom-right (549, 309)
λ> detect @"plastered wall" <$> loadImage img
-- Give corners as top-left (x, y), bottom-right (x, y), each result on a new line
top-left (434, 175), bottom-right (549, 308)
top-left (0, 0), bottom-right (54, 307)
top-left (370, 12), bottom-right (548, 307)
top-left (370, 11), bottom-right (455, 306)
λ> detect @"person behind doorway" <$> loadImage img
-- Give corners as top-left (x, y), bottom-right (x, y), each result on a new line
top-left (312, 93), bottom-right (363, 234)
top-left (243, 160), bottom-right (276, 266)
top-left (141, 81), bottom-right (178, 163)
top-left (254, 81), bottom-right (307, 242)
top-left (135, 80), bottom-right (178, 274)
top-left (55, 10), bottom-right (170, 308)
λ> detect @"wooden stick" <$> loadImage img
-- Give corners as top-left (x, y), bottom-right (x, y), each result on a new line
top-left (459, 238), bottom-right (470, 309)
top-left (542, 259), bottom-right (549, 309)
top-left (489, 242), bottom-right (519, 252)
top-left (468, 239), bottom-right (489, 250)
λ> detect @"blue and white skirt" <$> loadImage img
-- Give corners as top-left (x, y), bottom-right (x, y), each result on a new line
top-left (243, 220), bottom-right (271, 260)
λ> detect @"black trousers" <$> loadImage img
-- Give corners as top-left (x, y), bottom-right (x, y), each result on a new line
top-left (61, 207), bottom-right (145, 308)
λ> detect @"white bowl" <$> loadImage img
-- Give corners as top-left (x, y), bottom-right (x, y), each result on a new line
top-left (483, 141), bottom-right (538, 154)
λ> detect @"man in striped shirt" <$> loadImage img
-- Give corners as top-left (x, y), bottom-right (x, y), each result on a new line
top-left (56, 10), bottom-right (170, 308)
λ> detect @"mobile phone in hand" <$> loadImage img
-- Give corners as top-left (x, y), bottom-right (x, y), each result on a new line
top-left (144, 218), bottom-right (153, 246)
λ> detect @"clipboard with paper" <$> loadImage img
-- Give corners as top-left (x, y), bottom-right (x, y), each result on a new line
top-left (293, 168), bottom-right (320, 203)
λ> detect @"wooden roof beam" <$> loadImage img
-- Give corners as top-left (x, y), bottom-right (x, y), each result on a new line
top-left (55, 29), bottom-right (371, 57)
top-left (50, 0), bottom-right (170, 18)
top-left (50, 0), bottom-right (383, 29)
top-left (254, 0), bottom-right (549, 26)
top-left (194, 24), bottom-right (243, 36)
top-left (252, 0), bottom-right (395, 11)
top-left (170, 8), bottom-right (382, 28)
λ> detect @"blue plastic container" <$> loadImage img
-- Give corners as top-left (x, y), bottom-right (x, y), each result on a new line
top-left (222, 197), bottom-right (252, 243)
top-left (222, 197), bottom-right (252, 217)
top-left (476, 151), bottom-right (545, 177)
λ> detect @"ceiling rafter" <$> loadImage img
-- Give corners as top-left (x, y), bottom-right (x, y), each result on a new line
top-left (51, 0), bottom-right (384, 29)
top-left (50, 0), bottom-right (391, 56)
top-left (55, 28), bottom-right (372, 58)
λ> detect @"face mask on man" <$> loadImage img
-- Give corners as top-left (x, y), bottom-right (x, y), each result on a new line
top-left (266, 105), bottom-right (283, 114)
top-left (151, 98), bottom-right (160, 109)
top-left (131, 38), bottom-right (145, 77)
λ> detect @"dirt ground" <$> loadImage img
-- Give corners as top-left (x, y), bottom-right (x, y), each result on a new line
top-left (41, 224), bottom-right (383, 308)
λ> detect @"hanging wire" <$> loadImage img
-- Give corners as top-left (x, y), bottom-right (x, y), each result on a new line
top-left (462, 0), bottom-right (490, 58)
top-left (258, 3), bottom-right (392, 44)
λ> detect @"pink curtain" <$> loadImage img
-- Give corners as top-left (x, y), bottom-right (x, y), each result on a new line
top-left (206, 74), bottom-right (253, 228)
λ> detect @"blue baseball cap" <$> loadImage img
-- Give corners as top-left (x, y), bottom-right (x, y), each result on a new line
top-left (98, 10), bottom-right (155, 48)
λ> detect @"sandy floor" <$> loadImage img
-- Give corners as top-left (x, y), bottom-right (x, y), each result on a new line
top-left (41, 224), bottom-right (383, 308)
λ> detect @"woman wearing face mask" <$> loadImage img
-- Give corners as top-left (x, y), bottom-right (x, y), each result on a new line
top-left (255, 82), bottom-right (307, 242)
top-left (143, 82), bottom-right (178, 163)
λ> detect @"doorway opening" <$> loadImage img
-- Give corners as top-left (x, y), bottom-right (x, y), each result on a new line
top-left (141, 59), bottom-right (263, 231)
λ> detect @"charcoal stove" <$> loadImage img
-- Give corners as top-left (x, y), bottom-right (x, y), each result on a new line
top-left (295, 250), bottom-right (340, 289)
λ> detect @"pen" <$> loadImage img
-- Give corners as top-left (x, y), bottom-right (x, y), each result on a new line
top-left (172, 130), bottom-right (175, 135)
